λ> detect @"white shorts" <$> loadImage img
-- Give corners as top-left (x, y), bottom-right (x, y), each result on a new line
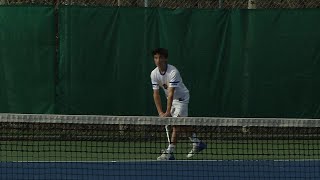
top-left (170, 100), bottom-right (188, 117)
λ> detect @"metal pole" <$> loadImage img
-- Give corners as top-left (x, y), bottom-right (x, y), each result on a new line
top-left (248, 0), bottom-right (256, 9)
top-left (118, 0), bottom-right (121, 6)
top-left (219, 0), bottom-right (223, 8)
top-left (144, 0), bottom-right (148, 7)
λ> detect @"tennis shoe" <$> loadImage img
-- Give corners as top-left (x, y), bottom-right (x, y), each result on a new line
top-left (157, 149), bottom-right (175, 160)
top-left (186, 141), bottom-right (207, 158)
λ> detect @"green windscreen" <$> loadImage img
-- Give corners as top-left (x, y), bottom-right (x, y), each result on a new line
top-left (58, 8), bottom-right (320, 117)
top-left (0, 6), bottom-right (55, 113)
top-left (1, 7), bottom-right (319, 118)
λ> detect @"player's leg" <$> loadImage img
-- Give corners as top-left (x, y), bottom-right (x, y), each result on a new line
top-left (156, 106), bottom-right (178, 160)
top-left (157, 101), bottom-right (206, 160)
top-left (186, 138), bottom-right (207, 158)
top-left (167, 102), bottom-right (182, 154)
top-left (157, 102), bottom-right (184, 160)
top-left (172, 101), bottom-right (206, 158)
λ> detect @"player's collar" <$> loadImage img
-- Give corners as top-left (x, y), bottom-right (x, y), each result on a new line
top-left (159, 64), bottom-right (168, 75)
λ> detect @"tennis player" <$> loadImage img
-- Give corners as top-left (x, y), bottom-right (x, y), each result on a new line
top-left (150, 48), bottom-right (206, 160)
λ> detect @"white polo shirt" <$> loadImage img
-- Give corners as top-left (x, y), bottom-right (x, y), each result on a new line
top-left (150, 64), bottom-right (189, 103)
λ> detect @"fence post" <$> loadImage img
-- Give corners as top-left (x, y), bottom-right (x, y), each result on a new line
top-left (144, 0), bottom-right (148, 7)
top-left (248, 0), bottom-right (256, 9)
top-left (219, 0), bottom-right (223, 8)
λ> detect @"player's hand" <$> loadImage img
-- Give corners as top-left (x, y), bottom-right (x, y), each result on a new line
top-left (163, 112), bottom-right (172, 117)
top-left (159, 112), bottom-right (165, 117)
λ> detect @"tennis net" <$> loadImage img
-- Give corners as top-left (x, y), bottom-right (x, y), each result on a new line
top-left (0, 113), bottom-right (320, 179)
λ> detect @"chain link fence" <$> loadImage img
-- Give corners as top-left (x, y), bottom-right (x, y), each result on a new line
top-left (1, 0), bottom-right (320, 8)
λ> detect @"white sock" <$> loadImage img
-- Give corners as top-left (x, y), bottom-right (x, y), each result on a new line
top-left (167, 144), bottom-right (175, 153)
top-left (189, 133), bottom-right (200, 146)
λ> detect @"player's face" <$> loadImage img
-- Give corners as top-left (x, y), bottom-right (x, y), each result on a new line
top-left (154, 54), bottom-right (167, 69)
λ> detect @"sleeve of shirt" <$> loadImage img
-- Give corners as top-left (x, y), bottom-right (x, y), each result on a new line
top-left (150, 71), bottom-right (159, 90)
top-left (169, 70), bottom-right (181, 88)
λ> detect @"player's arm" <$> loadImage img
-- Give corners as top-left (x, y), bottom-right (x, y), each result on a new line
top-left (153, 89), bottom-right (164, 116)
top-left (151, 72), bottom-right (164, 116)
top-left (164, 87), bottom-right (175, 117)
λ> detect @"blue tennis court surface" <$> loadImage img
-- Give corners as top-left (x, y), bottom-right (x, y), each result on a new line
top-left (1, 160), bottom-right (319, 179)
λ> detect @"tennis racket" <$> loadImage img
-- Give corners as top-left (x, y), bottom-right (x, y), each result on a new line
top-left (165, 125), bottom-right (171, 144)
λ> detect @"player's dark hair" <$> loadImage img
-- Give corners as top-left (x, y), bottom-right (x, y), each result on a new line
top-left (152, 48), bottom-right (168, 58)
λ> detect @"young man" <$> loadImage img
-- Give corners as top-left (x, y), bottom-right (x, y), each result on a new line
top-left (150, 48), bottom-right (206, 160)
